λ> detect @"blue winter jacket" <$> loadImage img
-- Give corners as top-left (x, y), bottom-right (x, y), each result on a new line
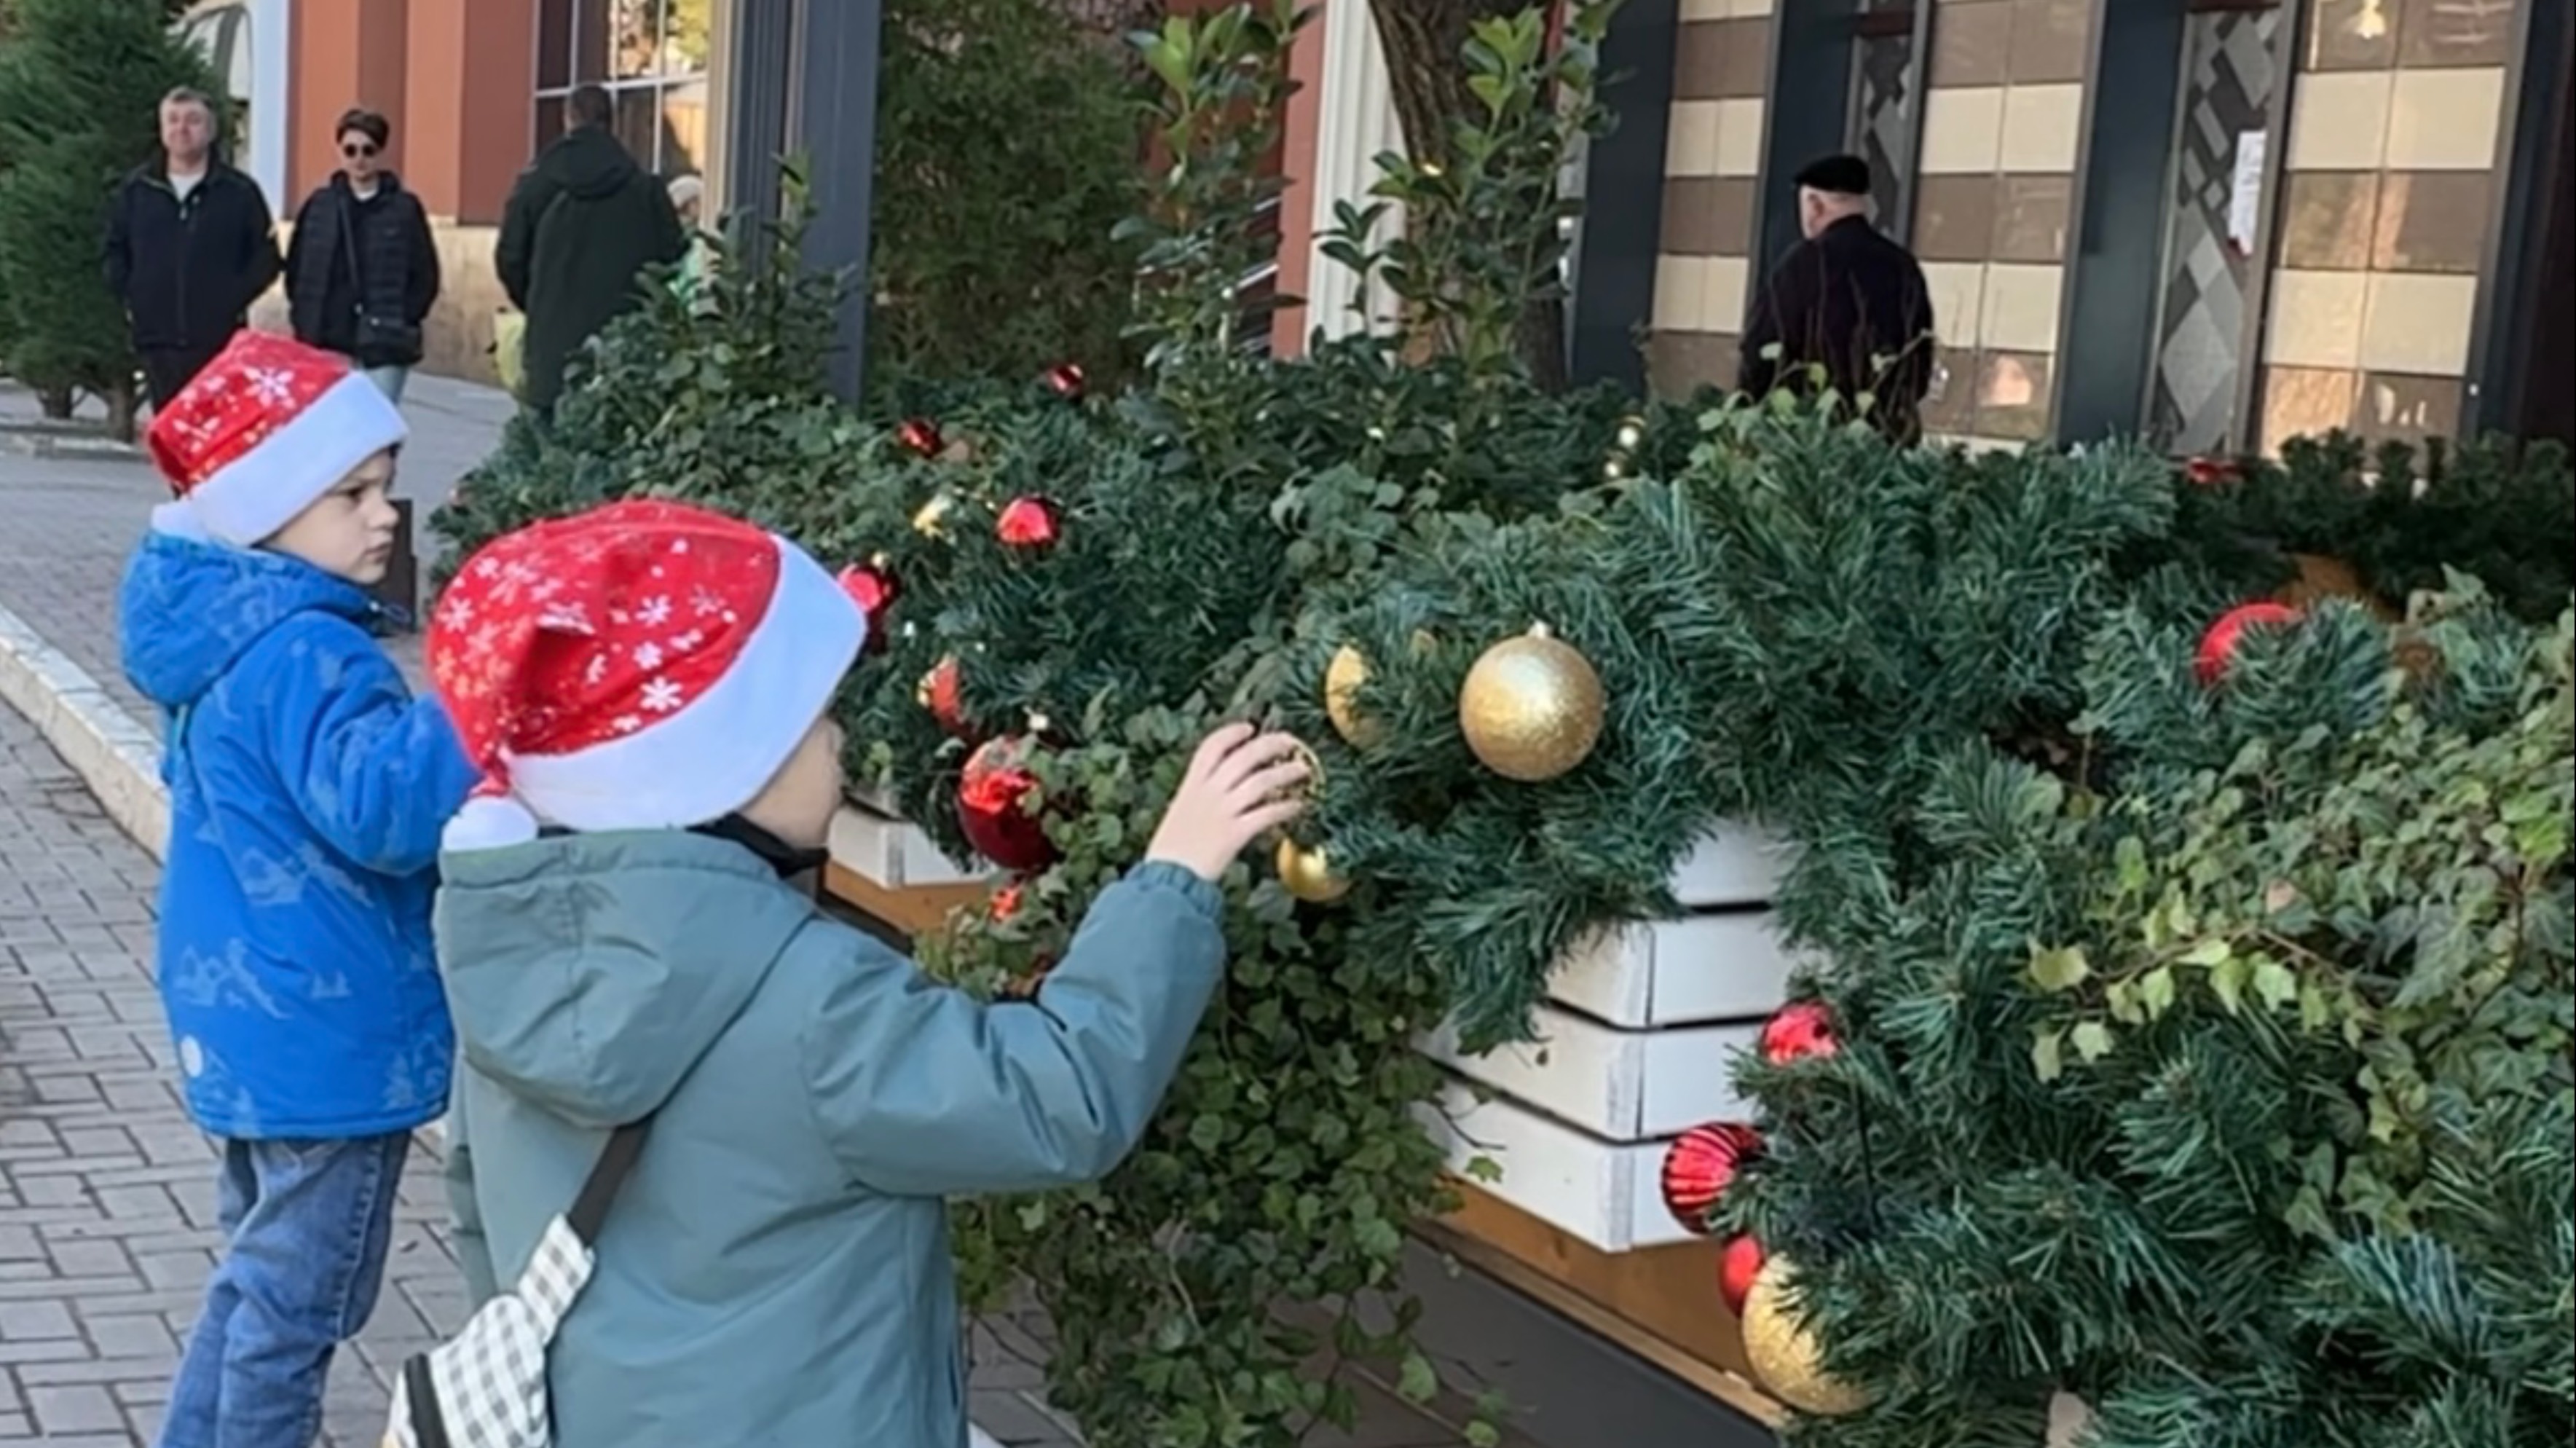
top-left (119, 504), bottom-right (479, 1140)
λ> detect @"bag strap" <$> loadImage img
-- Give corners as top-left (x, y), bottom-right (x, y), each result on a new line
top-left (335, 191), bottom-right (364, 296)
top-left (563, 1120), bottom-right (651, 1248)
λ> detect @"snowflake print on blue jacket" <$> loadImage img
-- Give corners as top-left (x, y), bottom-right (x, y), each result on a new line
top-left (120, 507), bottom-right (478, 1139)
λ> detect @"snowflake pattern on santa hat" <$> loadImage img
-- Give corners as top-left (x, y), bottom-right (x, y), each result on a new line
top-left (149, 332), bottom-right (356, 495)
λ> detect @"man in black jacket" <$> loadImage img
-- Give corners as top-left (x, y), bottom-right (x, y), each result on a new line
top-left (103, 87), bottom-right (283, 410)
top-left (1738, 154), bottom-right (1935, 441)
top-left (495, 84), bottom-right (685, 417)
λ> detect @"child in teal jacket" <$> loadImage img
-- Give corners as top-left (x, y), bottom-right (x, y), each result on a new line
top-left (426, 499), bottom-right (1308, 1447)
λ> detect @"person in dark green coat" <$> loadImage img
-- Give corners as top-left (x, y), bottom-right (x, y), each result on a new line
top-left (425, 500), bottom-right (1314, 1448)
top-left (494, 85), bottom-right (684, 416)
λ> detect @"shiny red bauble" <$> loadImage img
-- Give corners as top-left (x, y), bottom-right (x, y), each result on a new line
top-left (1759, 1001), bottom-right (1839, 1066)
top-left (918, 655), bottom-right (969, 738)
top-left (1658, 1121), bottom-right (1763, 1235)
top-left (2194, 601), bottom-right (2302, 685)
top-left (897, 417), bottom-right (945, 458)
top-left (835, 562), bottom-right (900, 656)
top-left (1043, 363), bottom-right (1086, 401)
top-left (1719, 1235), bottom-right (1767, 1316)
top-left (957, 735), bottom-right (1058, 871)
top-left (996, 496), bottom-right (1063, 550)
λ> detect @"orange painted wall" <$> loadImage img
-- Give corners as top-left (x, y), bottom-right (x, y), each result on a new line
top-left (401, 0), bottom-right (535, 223)
top-left (1270, 4), bottom-right (1329, 355)
top-left (288, 0), bottom-right (411, 205)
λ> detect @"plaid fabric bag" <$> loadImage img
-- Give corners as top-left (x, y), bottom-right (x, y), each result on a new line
top-left (382, 1122), bottom-right (648, 1448)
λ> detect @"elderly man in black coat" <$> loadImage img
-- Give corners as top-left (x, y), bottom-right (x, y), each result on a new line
top-left (1738, 154), bottom-right (1937, 442)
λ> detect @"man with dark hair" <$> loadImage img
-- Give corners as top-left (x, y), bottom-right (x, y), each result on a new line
top-left (104, 86), bottom-right (284, 410)
top-left (1738, 154), bottom-right (1936, 441)
top-left (495, 82), bottom-right (684, 415)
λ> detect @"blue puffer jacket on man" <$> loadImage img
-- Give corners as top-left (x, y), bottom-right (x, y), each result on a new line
top-left (119, 503), bottom-right (478, 1138)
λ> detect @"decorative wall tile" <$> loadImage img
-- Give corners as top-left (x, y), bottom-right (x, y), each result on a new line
top-left (1921, 345), bottom-right (1980, 435)
top-left (1991, 175), bottom-right (2071, 261)
top-left (2383, 66), bottom-right (2503, 170)
top-left (1653, 255), bottom-right (1707, 331)
top-left (2304, 0), bottom-right (2400, 71)
top-left (1931, 1), bottom-right (2013, 87)
top-left (1676, 18), bottom-right (1773, 100)
top-left (2396, 0), bottom-right (2515, 68)
top-left (1701, 255), bottom-right (1752, 332)
top-left (1666, 101), bottom-right (1725, 177)
top-left (1918, 86), bottom-right (2007, 173)
top-left (1679, 0), bottom-right (1733, 18)
top-left (2279, 172), bottom-right (2380, 269)
top-left (1661, 177), bottom-right (1758, 257)
top-left (1712, 98), bottom-right (1768, 177)
top-left (2370, 170), bottom-right (2492, 272)
top-left (1650, 331), bottom-right (1741, 396)
top-left (2261, 366), bottom-right (2362, 448)
top-left (1921, 261), bottom-right (1990, 347)
top-left (2286, 71), bottom-right (2393, 170)
top-left (2358, 270), bottom-right (2477, 372)
top-left (2265, 269), bottom-right (2370, 368)
top-left (1913, 176), bottom-right (2001, 261)
top-left (2006, 0), bottom-right (2091, 84)
top-left (2354, 370), bottom-right (2464, 444)
top-left (1727, 0), bottom-right (1776, 17)
top-left (1998, 84), bottom-right (2084, 172)
top-left (1978, 261), bottom-right (2064, 353)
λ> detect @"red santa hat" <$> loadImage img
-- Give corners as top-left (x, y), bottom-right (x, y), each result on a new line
top-left (146, 331), bottom-right (410, 547)
top-left (427, 500), bottom-right (868, 851)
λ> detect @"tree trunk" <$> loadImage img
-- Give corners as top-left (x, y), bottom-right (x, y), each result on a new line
top-left (103, 380), bottom-right (138, 442)
top-left (36, 384), bottom-right (74, 421)
top-left (1365, 0), bottom-right (1569, 390)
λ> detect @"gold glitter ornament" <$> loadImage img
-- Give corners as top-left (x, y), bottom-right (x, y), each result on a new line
top-left (1275, 836), bottom-right (1351, 904)
top-left (1457, 625), bottom-right (1605, 783)
top-left (1324, 645), bottom-right (1384, 749)
top-left (1615, 414), bottom-right (1647, 452)
top-left (1739, 1259), bottom-right (1870, 1417)
top-left (911, 493), bottom-right (956, 538)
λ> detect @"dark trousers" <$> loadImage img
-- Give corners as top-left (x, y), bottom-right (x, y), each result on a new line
top-left (141, 342), bottom-right (226, 413)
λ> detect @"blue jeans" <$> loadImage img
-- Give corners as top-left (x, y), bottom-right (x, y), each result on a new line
top-left (159, 1133), bottom-right (410, 1448)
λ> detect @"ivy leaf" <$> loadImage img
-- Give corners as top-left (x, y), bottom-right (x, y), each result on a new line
top-left (2251, 956), bottom-right (2300, 1010)
top-left (2139, 965), bottom-right (2178, 1018)
top-left (2210, 951), bottom-right (2251, 1014)
top-left (2071, 1020), bottom-right (2116, 1063)
top-left (2031, 1026), bottom-right (2066, 1083)
top-left (2029, 945), bottom-right (2092, 992)
top-left (1397, 1351), bottom-right (1439, 1404)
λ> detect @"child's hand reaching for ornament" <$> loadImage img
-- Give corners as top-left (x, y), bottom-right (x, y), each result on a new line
top-left (1146, 723), bottom-right (1313, 883)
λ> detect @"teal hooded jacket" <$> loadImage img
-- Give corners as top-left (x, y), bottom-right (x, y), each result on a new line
top-left (436, 832), bottom-right (1226, 1447)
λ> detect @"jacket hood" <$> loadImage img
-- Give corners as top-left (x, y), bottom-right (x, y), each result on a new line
top-left (119, 503), bottom-right (385, 712)
top-left (434, 831), bottom-right (816, 1127)
top-left (537, 125), bottom-right (646, 200)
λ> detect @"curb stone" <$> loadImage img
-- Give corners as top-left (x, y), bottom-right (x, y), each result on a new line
top-left (0, 596), bottom-right (1016, 1448)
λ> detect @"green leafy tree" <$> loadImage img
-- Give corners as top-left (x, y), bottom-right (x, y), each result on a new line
top-left (0, 0), bottom-right (214, 430)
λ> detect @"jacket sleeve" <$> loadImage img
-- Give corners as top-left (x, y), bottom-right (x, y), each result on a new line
top-left (248, 616), bottom-right (481, 878)
top-left (495, 170), bottom-right (543, 310)
top-left (1738, 248), bottom-right (1808, 398)
top-left (797, 861), bottom-right (1229, 1197)
top-left (237, 181), bottom-right (283, 315)
top-left (102, 182), bottom-right (133, 303)
top-left (408, 197), bottom-right (442, 323)
top-left (281, 198), bottom-right (311, 336)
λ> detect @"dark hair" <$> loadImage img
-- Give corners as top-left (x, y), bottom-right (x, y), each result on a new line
top-left (336, 107), bottom-right (391, 149)
top-left (161, 85), bottom-right (217, 119)
top-left (567, 84), bottom-right (615, 130)
top-left (1793, 154), bottom-right (1874, 200)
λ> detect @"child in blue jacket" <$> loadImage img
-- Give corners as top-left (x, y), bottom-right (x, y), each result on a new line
top-left (117, 331), bottom-right (480, 1448)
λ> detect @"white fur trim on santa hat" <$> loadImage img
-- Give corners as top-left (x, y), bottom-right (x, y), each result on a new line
top-left (441, 793), bottom-right (544, 854)
top-left (185, 371), bottom-right (409, 547)
top-left (497, 535), bottom-right (865, 835)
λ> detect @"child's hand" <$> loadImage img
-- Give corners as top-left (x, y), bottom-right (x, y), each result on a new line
top-left (1145, 723), bottom-right (1313, 883)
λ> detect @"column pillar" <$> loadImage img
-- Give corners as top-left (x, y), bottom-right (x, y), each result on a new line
top-left (405, 0), bottom-right (535, 223)
top-left (291, 0), bottom-right (409, 205)
top-left (789, 0), bottom-right (886, 404)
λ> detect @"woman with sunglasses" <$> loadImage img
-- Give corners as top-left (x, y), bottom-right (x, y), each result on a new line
top-left (284, 108), bottom-right (440, 403)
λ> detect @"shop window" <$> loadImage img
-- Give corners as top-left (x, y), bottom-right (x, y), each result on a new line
top-left (533, 0), bottom-right (712, 178)
top-left (1848, 1), bottom-right (1922, 237)
top-left (2146, 0), bottom-right (2287, 456)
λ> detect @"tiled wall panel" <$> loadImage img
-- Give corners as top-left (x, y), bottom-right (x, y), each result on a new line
top-left (1650, 0), bottom-right (1775, 395)
top-left (2258, 0), bottom-right (2513, 452)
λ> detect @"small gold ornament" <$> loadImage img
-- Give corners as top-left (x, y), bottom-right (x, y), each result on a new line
top-left (1739, 1259), bottom-right (1870, 1417)
top-left (1615, 414), bottom-right (1647, 452)
top-left (1324, 645), bottom-right (1385, 749)
top-left (1275, 835), bottom-right (1350, 904)
top-left (1602, 456), bottom-right (1628, 483)
top-left (911, 493), bottom-right (956, 538)
top-left (1457, 624), bottom-right (1606, 783)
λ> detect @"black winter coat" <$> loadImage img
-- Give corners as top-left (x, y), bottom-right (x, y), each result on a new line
top-left (1739, 216), bottom-right (1937, 442)
top-left (495, 125), bottom-right (685, 412)
top-left (285, 173), bottom-right (441, 367)
top-left (103, 161), bottom-right (282, 353)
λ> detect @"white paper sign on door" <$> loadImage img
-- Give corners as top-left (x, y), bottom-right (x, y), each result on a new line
top-left (2227, 132), bottom-right (2269, 253)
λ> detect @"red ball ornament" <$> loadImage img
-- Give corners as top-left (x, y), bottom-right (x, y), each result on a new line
top-left (1719, 1235), bottom-right (1767, 1316)
top-left (958, 735), bottom-right (1059, 871)
top-left (1044, 363), bottom-right (1086, 401)
top-left (835, 559), bottom-right (901, 656)
top-left (1659, 1122), bottom-right (1763, 1235)
top-left (2183, 455), bottom-right (2242, 487)
top-left (897, 417), bottom-right (945, 458)
top-left (1760, 1002), bottom-right (1838, 1066)
top-left (918, 655), bottom-right (969, 737)
top-left (996, 496), bottom-right (1063, 550)
top-left (2194, 601), bottom-right (2303, 686)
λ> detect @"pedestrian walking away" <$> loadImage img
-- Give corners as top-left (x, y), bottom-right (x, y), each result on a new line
top-left (287, 106), bottom-right (442, 404)
top-left (103, 86), bottom-right (283, 412)
top-left (1738, 153), bottom-right (1937, 443)
top-left (116, 332), bottom-right (480, 1447)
